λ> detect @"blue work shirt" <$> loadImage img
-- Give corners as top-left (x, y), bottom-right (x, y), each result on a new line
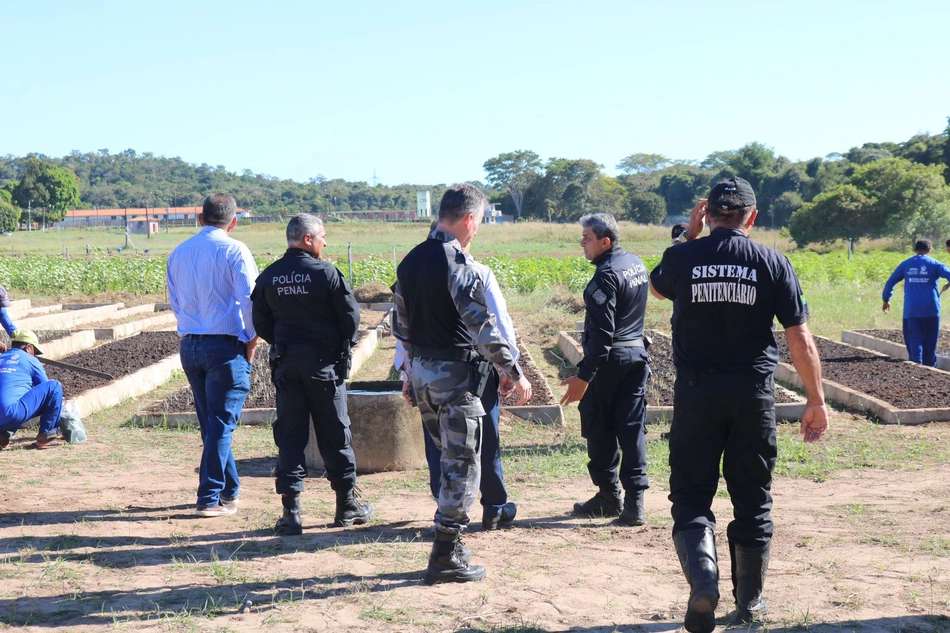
top-left (882, 254), bottom-right (950, 319)
top-left (0, 348), bottom-right (48, 416)
top-left (167, 226), bottom-right (259, 341)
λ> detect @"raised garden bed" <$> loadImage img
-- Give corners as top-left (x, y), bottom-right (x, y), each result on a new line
top-left (558, 330), bottom-right (805, 422)
top-left (44, 332), bottom-right (181, 397)
top-left (843, 329), bottom-right (950, 371)
top-left (19, 303), bottom-right (126, 331)
top-left (135, 330), bottom-right (379, 426)
top-left (359, 309), bottom-right (392, 331)
top-left (774, 333), bottom-right (950, 424)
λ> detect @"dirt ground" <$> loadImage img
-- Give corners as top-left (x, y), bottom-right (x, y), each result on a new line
top-left (1, 311), bottom-right (950, 632)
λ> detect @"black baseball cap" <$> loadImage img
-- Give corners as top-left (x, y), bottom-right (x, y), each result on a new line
top-left (709, 177), bottom-right (756, 209)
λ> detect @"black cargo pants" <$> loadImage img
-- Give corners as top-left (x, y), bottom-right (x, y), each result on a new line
top-left (272, 358), bottom-right (357, 495)
top-left (668, 369), bottom-right (777, 547)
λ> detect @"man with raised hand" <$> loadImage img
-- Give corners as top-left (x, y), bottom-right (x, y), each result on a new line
top-left (167, 193), bottom-right (259, 518)
top-left (394, 183), bottom-right (531, 585)
top-left (650, 177), bottom-right (828, 630)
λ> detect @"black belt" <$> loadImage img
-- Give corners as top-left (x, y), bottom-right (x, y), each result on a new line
top-left (184, 334), bottom-right (242, 344)
top-left (612, 339), bottom-right (644, 348)
top-left (412, 346), bottom-right (480, 363)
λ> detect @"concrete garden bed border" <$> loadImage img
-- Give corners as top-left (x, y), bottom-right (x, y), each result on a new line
top-left (558, 330), bottom-right (807, 423)
top-left (20, 303), bottom-right (126, 331)
top-left (842, 330), bottom-right (950, 371)
top-left (776, 335), bottom-right (950, 425)
top-left (131, 328), bottom-right (382, 428)
top-left (504, 344), bottom-right (563, 426)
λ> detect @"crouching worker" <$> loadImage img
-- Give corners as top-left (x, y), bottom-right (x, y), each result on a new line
top-left (251, 213), bottom-right (373, 534)
top-left (0, 330), bottom-right (65, 450)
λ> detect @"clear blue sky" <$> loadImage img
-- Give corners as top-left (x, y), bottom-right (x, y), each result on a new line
top-left (4, 0), bottom-right (949, 186)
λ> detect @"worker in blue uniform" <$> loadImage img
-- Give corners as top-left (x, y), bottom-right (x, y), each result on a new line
top-left (882, 239), bottom-right (950, 366)
top-left (0, 330), bottom-right (65, 450)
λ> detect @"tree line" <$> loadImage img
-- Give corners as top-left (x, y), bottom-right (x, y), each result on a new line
top-left (1, 120), bottom-right (949, 246)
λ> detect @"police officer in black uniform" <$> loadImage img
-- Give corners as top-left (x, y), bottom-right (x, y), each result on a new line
top-left (649, 178), bottom-right (828, 632)
top-left (251, 213), bottom-right (373, 535)
top-left (560, 213), bottom-right (651, 527)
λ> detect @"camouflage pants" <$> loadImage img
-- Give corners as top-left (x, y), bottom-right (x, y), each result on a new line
top-left (412, 358), bottom-right (484, 535)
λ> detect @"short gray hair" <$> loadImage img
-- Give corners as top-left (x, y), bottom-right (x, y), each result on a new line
top-left (438, 183), bottom-right (486, 223)
top-left (286, 213), bottom-right (324, 245)
top-left (580, 213), bottom-right (620, 245)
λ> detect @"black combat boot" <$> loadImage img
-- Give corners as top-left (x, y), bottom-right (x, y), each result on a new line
top-left (617, 489), bottom-right (645, 526)
top-left (275, 493), bottom-right (303, 536)
top-left (673, 527), bottom-right (720, 633)
top-left (572, 484), bottom-right (623, 518)
top-left (334, 488), bottom-right (374, 527)
top-left (424, 530), bottom-right (486, 585)
top-left (731, 541), bottom-right (770, 624)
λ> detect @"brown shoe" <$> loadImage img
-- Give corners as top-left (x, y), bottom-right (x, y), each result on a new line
top-left (0, 430), bottom-right (10, 449)
top-left (36, 432), bottom-right (67, 449)
top-left (196, 504), bottom-right (238, 518)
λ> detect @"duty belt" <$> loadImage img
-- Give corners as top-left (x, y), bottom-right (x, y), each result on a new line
top-left (612, 339), bottom-right (644, 348)
top-left (412, 346), bottom-right (481, 363)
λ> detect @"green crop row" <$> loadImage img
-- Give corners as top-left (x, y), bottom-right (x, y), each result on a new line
top-left (0, 250), bottom-right (922, 297)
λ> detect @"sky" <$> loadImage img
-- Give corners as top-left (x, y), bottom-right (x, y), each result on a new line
top-left (4, 0), bottom-right (949, 186)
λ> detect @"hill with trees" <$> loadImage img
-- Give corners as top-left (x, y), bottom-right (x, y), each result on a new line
top-left (1, 118), bottom-right (948, 245)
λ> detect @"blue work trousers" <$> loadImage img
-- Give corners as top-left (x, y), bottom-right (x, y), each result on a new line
top-left (903, 317), bottom-right (940, 367)
top-left (0, 380), bottom-right (63, 435)
top-left (179, 336), bottom-right (251, 507)
top-left (423, 369), bottom-right (508, 519)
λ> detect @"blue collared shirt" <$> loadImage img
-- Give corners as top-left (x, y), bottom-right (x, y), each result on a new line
top-left (167, 226), bottom-right (259, 341)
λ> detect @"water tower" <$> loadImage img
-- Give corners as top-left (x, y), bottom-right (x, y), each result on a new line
top-left (416, 190), bottom-right (431, 217)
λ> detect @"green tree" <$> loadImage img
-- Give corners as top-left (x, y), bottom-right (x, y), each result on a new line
top-left (11, 158), bottom-right (81, 223)
top-left (768, 191), bottom-right (803, 229)
top-left (482, 150), bottom-right (543, 219)
top-left (788, 185), bottom-right (873, 247)
top-left (851, 158), bottom-right (950, 239)
top-left (0, 196), bottom-right (20, 232)
top-left (627, 191), bottom-right (666, 224)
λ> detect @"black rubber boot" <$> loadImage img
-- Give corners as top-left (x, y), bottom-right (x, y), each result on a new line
top-left (334, 488), bottom-right (374, 527)
top-left (424, 530), bottom-right (486, 585)
top-left (617, 490), bottom-right (645, 526)
top-left (275, 493), bottom-right (303, 536)
top-left (572, 485), bottom-right (623, 518)
top-left (673, 527), bottom-right (720, 633)
top-left (732, 541), bottom-right (770, 624)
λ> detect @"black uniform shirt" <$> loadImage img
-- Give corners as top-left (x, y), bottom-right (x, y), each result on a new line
top-left (579, 246), bottom-right (650, 382)
top-left (649, 227), bottom-right (808, 375)
top-left (251, 248), bottom-right (360, 357)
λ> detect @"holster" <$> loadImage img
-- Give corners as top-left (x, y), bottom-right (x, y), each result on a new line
top-left (338, 339), bottom-right (353, 380)
top-left (471, 359), bottom-right (492, 398)
top-left (268, 343), bottom-right (284, 373)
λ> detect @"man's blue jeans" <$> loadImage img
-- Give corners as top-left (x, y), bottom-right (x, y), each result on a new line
top-left (0, 380), bottom-right (63, 435)
top-left (423, 369), bottom-right (508, 519)
top-left (179, 336), bottom-right (251, 507)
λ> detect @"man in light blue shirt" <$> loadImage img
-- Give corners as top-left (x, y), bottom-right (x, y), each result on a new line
top-left (167, 193), bottom-right (259, 517)
top-left (882, 239), bottom-right (950, 366)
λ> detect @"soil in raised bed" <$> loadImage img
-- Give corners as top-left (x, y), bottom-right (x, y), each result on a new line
top-left (150, 331), bottom-right (374, 413)
top-left (502, 341), bottom-right (557, 406)
top-left (566, 331), bottom-right (798, 407)
top-left (859, 329), bottom-right (950, 355)
top-left (359, 310), bottom-right (390, 330)
top-left (774, 332), bottom-right (950, 409)
top-left (44, 332), bottom-right (180, 398)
